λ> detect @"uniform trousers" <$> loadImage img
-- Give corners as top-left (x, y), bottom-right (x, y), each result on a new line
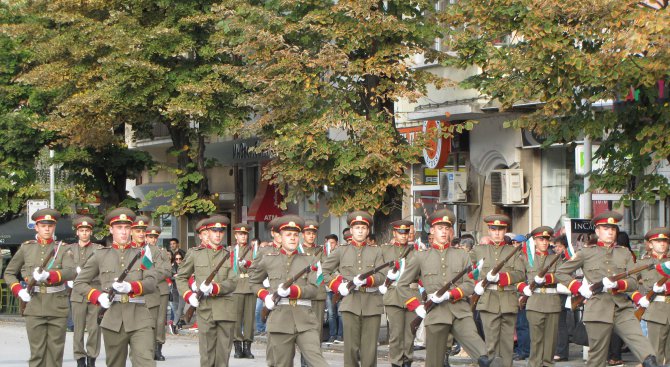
top-left (25, 315), bottom-right (68, 367)
top-left (527, 310), bottom-right (559, 367)
top-left (234, 293), bottom-right (256, 342)
top-left (197, 313), bottom-right (235, 367)
top-left (72, 300), bottom-right (101, 359)
top-left (270, 327), bottom-right (329, 367)
top-left (425, 316), bottom-right (486, 367)
top-left (386, 305), bottom-right (414, 365)
top-left (480, 311), bottom-right (516, 367)
top-left (342, 311), bottom-right (381, 367)
top-left (644, 321), bottom-right (670, 364)
top-left (156, 295), bottom-right (169, 343)
top-left (584, 309), bottom-right (655, 367)
top-left (101, 323), bottom-right (155, 367)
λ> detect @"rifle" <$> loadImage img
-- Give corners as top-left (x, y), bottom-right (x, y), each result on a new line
top-left (634, 276), bottom-right (668, 321)
top-left (382, 245), bottom-right (414, 288)
top-left (20, 247), bottom-right (56, 316)
top-left (470, 245), bottom-right (522, 311)
top-left (97, 249), bottom-right (143, 324)
top-left (332, 255), bottom-right (402, 304)
top-left (571, 262), bottom-right (656, 310)
top-left (182, 248), bottom-right (233, 323)
top-left (410, 264), bottom-right (473, 335)
top-left (519, 254), bottom-right (563, 309)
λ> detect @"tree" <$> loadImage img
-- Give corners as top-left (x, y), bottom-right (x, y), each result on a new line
top-left (443, 0), bottom-right (669, 204)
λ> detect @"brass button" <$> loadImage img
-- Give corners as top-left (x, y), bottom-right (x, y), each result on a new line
top-left (121, 264), bottom-right (125, 267)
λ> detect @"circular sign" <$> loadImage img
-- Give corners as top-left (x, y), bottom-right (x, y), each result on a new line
top-left (422, 120), bottom-right (451, 169)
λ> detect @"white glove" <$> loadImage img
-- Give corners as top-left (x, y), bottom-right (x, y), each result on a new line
top-left (337, 282), bottom-right (350, 297)
top-left (263, 277), bottom-right (271, 288)
top-left (112, 280), bottom-right (132, 294)
top-left (18, 288), bottom-right (32, 302)
top-left (578, 281), bottom-right (593, 299)
top-left (523, 286), bottom-right (533, 297)
top-left (602, 277), bottom-right (617, 290)
top-left (67, 280), bottom-right (74, 288)
top-left (486, 271), bottom-right (499, 283)
top-left (353, 275), bottom-right (367, 287)
top-left (534, 275), bottom-right (545, 285)
top-left (238, 260), bottom-right (246, 268)
top-left (379, 284), bottom-right (388, 295)
top-left (556, 283), bottom-right (570, 295)
top-left (653, 282), bottom-right (667, 294)
top-left (429, 291), bottom-right (450, 304)
top-left (32, 268), bottom-right (49, 282)
top-left (76, 266), bottom-right (81, 274)
top-left (190, 280), bottom-right (198, 292)
top-left (264, 295), bottom-right (275, 310)
top-left (474, 281), bottom-right (485, 295)
top-left (415, 304), bottom-right (426, 319)
top-left (386, 269), bottom-right (399, 281)
top-left (188, 293), bottom-right (199, 308)
top-left (277, 283), bottom-right (291, 298)
top-left (199, 281), bottom-right (213, 296)
top-left (638, 296), bottom-right (650, 308)
top-left (98, 293), bottom-right (111, 309)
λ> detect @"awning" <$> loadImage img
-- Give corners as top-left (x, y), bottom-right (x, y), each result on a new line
top-left (0, 215), bottom-right (76, 247)
top-left (132, 183), bottom-right (177, 211)
top-left (246, 181), bottom-right (283, 222)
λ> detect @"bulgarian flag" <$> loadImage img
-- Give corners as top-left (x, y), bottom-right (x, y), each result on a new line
top-left (523, 237), bottom-right (536, 268)
top-left (252, 241), bottom-right (259, 259)
top-left (656, 261), bottom-right (670, 277)
top-left (140, 245), bottom-right (153, 270)
top-left (312, 261), bottom-right (324, 286)
top-left (231, 245), bottom-right (240, 274)
top-left (469, 259), bottom-right (484, 280)
top-left (297, 242), bottom-right (305, 254)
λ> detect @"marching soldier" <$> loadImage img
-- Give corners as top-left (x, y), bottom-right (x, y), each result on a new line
top-left (631, 227), bottom-right (670, 364)
top-left (145, 225), bottom-right (172, 361)
top-left (300, 219), bottom-right (327, 367)
top-left (515, 226), bottom-right (565, 367)
top-left (130, 215), bottom-right (150, 248)
top-left (4, 208), bottom-right (76, 367)
top-left (73, 207), bottom-right (157, 367)
top-left (322, 210), bottom-right (386, 367)
top-left (379, 220), bottom-right (416, 367)
top-left (70, 216), bottom-right (102, 367)
top-left (472, 214), bottom-right (525, 367)
top-left (232, 222), bottom-right (256, 359)
top-left (176, 215), bottom-right (238, 367)
top-left (249, 215), bottom-right (330, 367)
top-left (556, 211), bottom-right (666, 367)
top-left (398, 209), bottom-right (500, 367)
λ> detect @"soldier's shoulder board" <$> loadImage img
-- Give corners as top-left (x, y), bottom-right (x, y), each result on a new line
top-left (21, 240), bottom-right (37, 246)
top-left (339, 242), bottom-right (349, 247)
top-left (265, 251), bottom-right (280, 256)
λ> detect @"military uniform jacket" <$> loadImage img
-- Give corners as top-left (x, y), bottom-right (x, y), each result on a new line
top-left (249, 250), bottom-right (320, 333)
top-left (69, 242), bottom-right (100, 303)
top-left (145, 244), bottom-right (172, 308)
top-left (301, 244), bottom-right (326, 301)
top-left (73, 246), bottom-right (156, 332)
top-left (555, 244), bottom-right (638, 323)
top-left (380, 243), bottom-right (416, 308)
top-left (520, 253), bottom-right (563, 313)
top-left (233, 244), bottom-right (254, 295)
top-left (4, 240), bottom-right (76, 317)
top-left (398, 246), bottom-right (474, 325)
top-left (175, 245), bottom-right (238, 322)
top-left (322, 242), bottom-right (386, 316)
top-left (633, 254), bottom-right (670, 324)
top-left (472, 243), bottom-right (526, 314)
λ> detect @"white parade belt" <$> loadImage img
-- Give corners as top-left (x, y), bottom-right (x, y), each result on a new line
top-left (239, 274), bottom-right (249, 278)
top-left (486, 284), bottom-right (515, 291)
top-left (112, 294), bottom-right (145, 304)
top-left (277, 299), bottom-right (312, 307)
top-left (533, 287), bottom-right (558, 294)
top-left (653, 296), bottom-right (670, 303)
top-left (35, 284), bottom-right (66, 294)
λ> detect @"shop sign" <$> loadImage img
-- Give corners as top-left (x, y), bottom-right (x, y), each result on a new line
top-left (422, 120), bottom-right (451, 169)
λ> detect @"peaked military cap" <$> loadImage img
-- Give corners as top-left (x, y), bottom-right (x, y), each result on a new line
top-left (391, 220), bottom-right (414, 233)
top-left (32, 208), bottom-right (61, 225)
top-left (347, 211), bottom-right (373, 227)
top-left (484, 214), bottom-right (511, 228)
top-left (303, 219), bottom-right (319, 232)
top-left (342, 227), bottom-right (352, 240)
top-left (531, 226), bottom-right (554, 239)
top-left (591, 210), bottom-right (622, 227)
top-left (145, 225), bottom-right (161, 236)
top-left (104, 208), bottom-right (136, 226)
top-left (232, 223), bottom-right (252, 233)
top-left (194, 218), bottom-right (209, 233)
top-left (646, 227), bottom-right (670, 241)
top-left (269, 217), bottom-right (279, 232)
top-left (206, 215), bottom-right (230, 231)
top-left (132, 215), bottom-right (151, 229)
top-left (276, 215), bottom-right (304, 232)
top-left (428, 209), bottom-right (456, 227)
top-left (73, 216), bottom-right (95, 230)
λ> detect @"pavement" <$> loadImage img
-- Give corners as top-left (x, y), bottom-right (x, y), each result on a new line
top-left (0, 314), bottom-right (644, 366)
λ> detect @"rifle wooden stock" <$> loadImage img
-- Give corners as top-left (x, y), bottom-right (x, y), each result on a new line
top-left (519, 255), bottom-right (562, 309)
top-left (20, 248), bottom-right (56, 316)
top-left (571, 262), bottom-right (655, 310)
top-left (470, 245), bottom-right (522, 311)
top-left (382, 245), bottom-right (414, 288)
top-left (97, 250), bottom-right (143, 324)
top-left (634, 276), bottom-right (668, 321)
top-left (182, 248), bottom-right (232, 324)
top-left (332, 259), bottom-right (396, 304)
top-left (410, 264), bottom-right (473, 335)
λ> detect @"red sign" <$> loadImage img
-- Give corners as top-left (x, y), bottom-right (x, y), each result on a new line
top-left (422, 120), bottom-right (451, 169)
top-left (398, 126), bottom-right (422, 144)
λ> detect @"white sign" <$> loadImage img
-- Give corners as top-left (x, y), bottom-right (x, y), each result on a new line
top-left (575, 145), bottom-right (604, 176)
top-left (27, 199), bottom-right (50, 229)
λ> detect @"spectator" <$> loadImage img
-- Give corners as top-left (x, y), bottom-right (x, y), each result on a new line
top-left (169, 238), bottom-right (185, 259)
top-left (169, 251), bottom-right (186, 333)
top-left (323, 234), bottom-right (343, 343)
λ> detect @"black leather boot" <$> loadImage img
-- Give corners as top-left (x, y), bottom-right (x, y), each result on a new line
top-left (301, 354), bottom-right (308, 367)
top-left (642, 355), bottom-right (664, 367)
top-left (76, 357), bottom-right (86, 367)
top-left (478, 355), bottom-right (503, 367)
top-left (233, 341), bottom-right (243, 358)
top-left (443, 354), bottom-right (450, 367)
top-left (243, 341), bottom-right (255, 359)
top-left (154, 342), bottom-right (166, 361)
top-left (402, 361), bottom-right (412, 367)
top-left (86, 357), bottom-right (96, 367)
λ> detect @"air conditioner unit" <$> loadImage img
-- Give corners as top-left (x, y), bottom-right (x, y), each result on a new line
top-left (490, 169), bottom-right (524, 205)
top-left (439, 171), bottom-right (468, 203)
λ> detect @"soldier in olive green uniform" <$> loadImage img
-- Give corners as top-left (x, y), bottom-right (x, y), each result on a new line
top-left (69, 216), bottom-right (102, 367)
top-left (472, 214), bottom-right (525, 367)
top-left (631, 228), bottom-right (670, 364)
top-left (250, 215), bottom-right (330, 367)
top-left (379, 220), bottom-right (417, 367)
top-left (4, 209), bottom-right (76, 367)
top-left (73, 208), bottom-right (157, 367)
top-left (145, 225), bottom-right (172, 361)
top-left (176, 215), bottom-right (238, 367)
top-left (556, 211), bottom-right (664, 367)
top-left (232, 223), bottom-right (256, 359)
top-left (322, 211), bottom-right (386, 367)
top-left (515, 226), bottom-right (566, 367)
top-left (398, 210), bottom-right (499, 367)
